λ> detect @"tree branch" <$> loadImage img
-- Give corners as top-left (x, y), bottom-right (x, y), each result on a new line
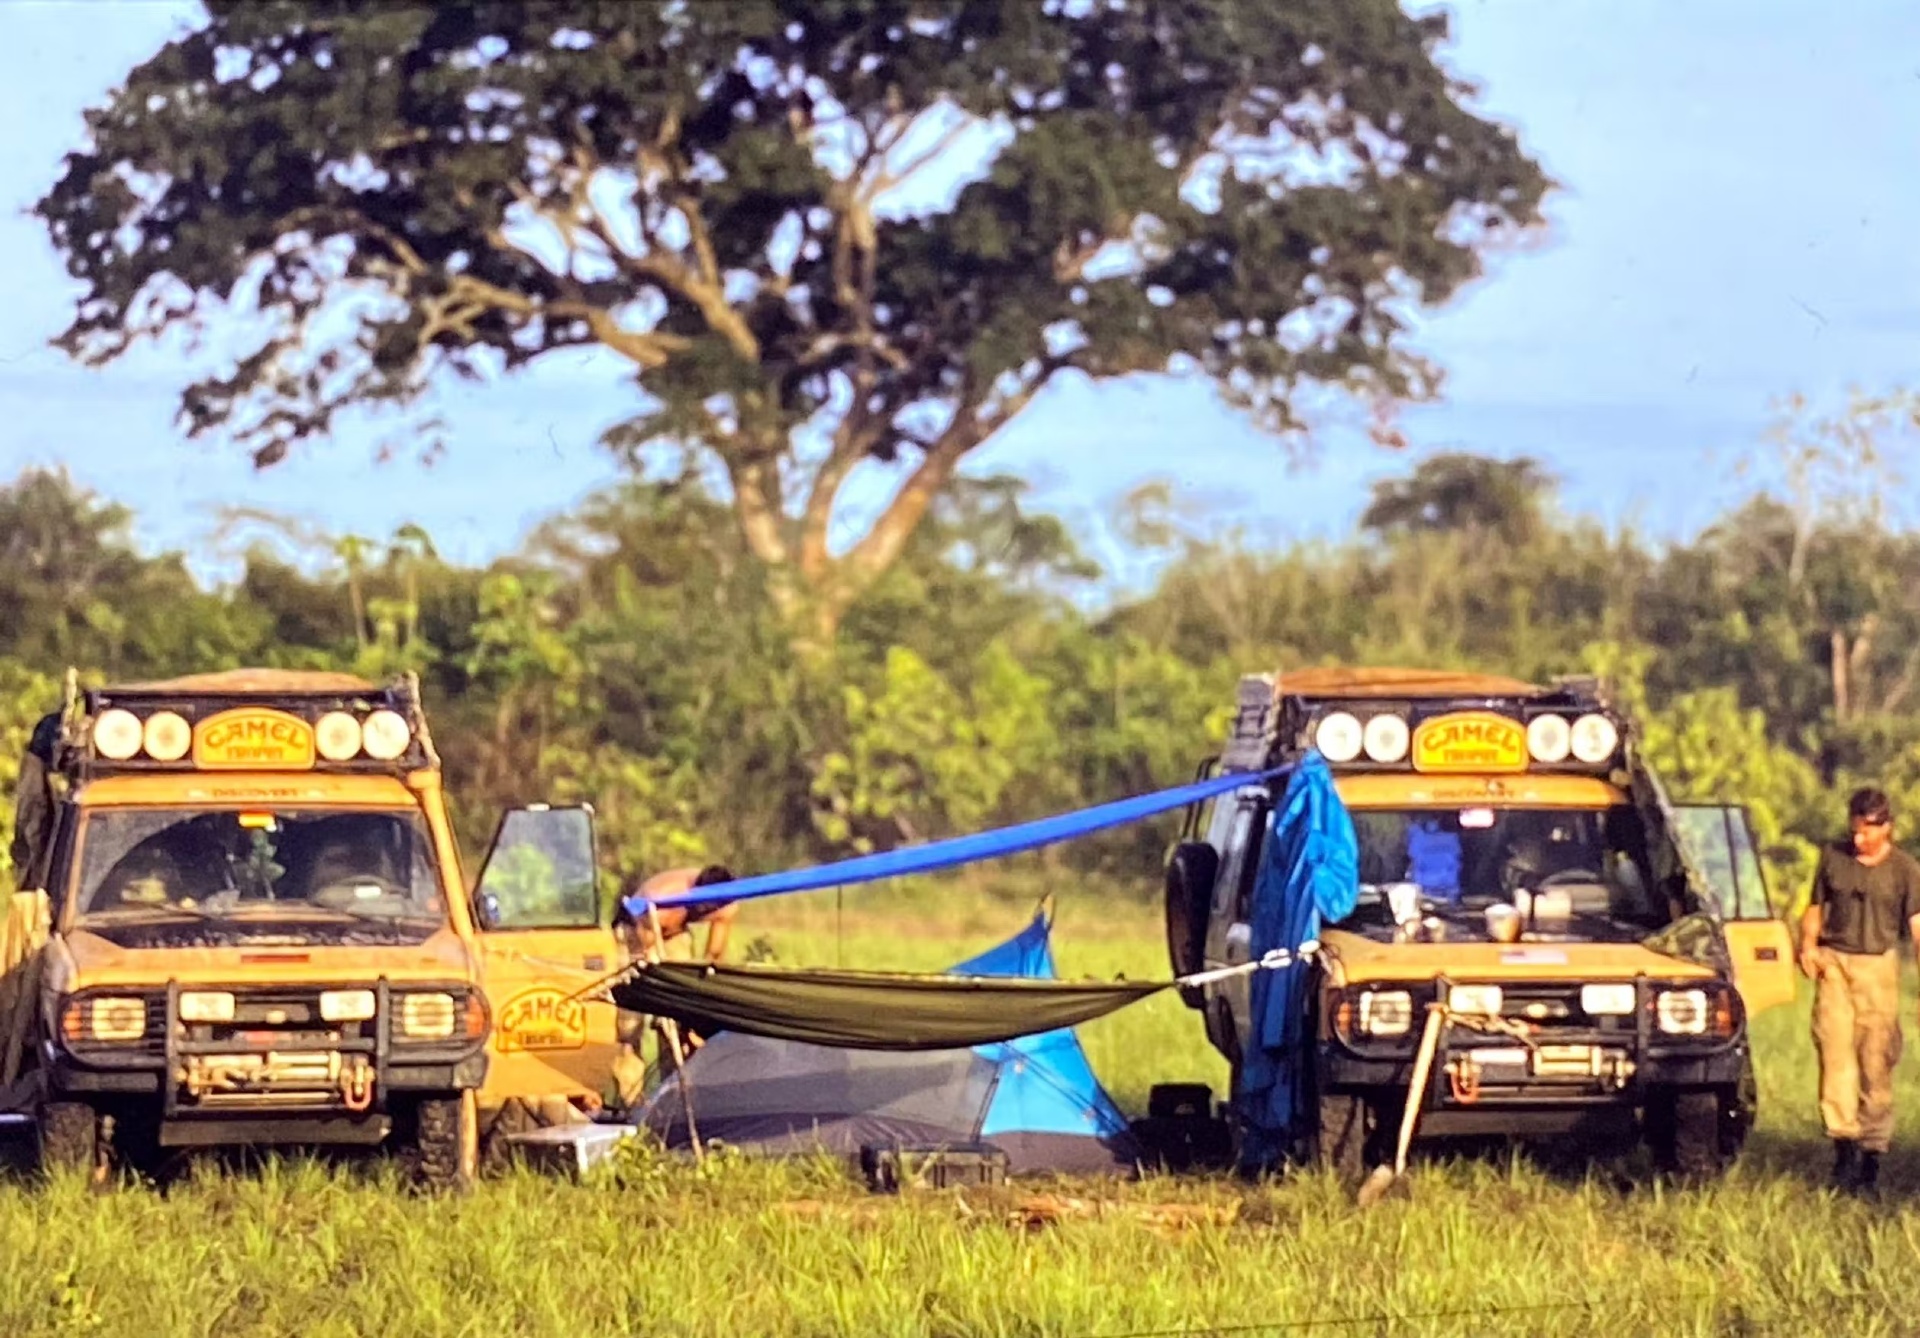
top-left (416, 272), bottom-right (689, 369)
top-left (797, 410), bottom-right (884, 583)
top-left (504, 151), bottom-right (764, 365)
top-left (836, 419), bottom-right (981, 596)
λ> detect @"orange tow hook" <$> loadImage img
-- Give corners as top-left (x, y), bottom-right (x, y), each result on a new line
top-left (342, 1064), bottom-right (374, 1113)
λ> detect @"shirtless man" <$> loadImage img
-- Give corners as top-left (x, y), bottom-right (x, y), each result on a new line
top-left (609, 864), bottom-right (740, 1107)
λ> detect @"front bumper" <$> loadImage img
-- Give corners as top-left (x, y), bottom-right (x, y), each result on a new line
top-left (1319, 974), bottom-right (1751, 1114)
top-left (48, 979), bottom-right (488, 1115)
top-left (1322, 1043), bottom-right (1750, 1098)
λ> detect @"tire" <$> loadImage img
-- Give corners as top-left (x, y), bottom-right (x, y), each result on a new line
top-left (478, 1097), bottom-right (536, 1173)
top-left (1314, 1091), bottom-right (1377, 1183)
top-left (413, 1091), bottom-right (479, 1191)
top-left (38, 1101), bottom-right (101, 1181)
top-left (1648, 1089), bottom-right (1733, 1180)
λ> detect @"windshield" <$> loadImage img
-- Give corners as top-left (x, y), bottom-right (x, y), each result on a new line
top-left (1342, 805), bottom-right (1666, 941)
top-left (73, 809), bottom-right (448, 938)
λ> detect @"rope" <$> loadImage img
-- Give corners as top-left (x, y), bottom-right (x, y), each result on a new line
top-left (1083, 1299), bottom-right (1597, 1336)
top-left (575, 941), bottom-right (1318, 1008)
top-left (1079, 1279), bottom-right (1914, 1338)
top-left (1174, 942), bottom-right (1318, 988)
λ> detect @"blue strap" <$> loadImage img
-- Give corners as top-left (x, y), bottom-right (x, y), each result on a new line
top-left (623, 764), bottom-right (1290, 917)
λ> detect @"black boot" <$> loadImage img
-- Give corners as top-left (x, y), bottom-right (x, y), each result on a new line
top-left (1854, 1151), bottom-right (1882, 1199)
top-left (1832, 1138), bottom-right (1860, 1189)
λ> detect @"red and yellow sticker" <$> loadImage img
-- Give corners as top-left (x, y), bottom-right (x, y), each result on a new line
top-left (495, 987), bottom-right (589, 1053)
top-left (192, 708), bottom-right (316, 770)
top-left (1411, 711), bottom-right (1527, 774)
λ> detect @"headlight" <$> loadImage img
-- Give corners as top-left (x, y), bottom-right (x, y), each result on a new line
top-left (92, 709), bottom-right (143, 761)
top-left (1363, 713), bottom-right (1410, 763)
top-left (1447, 984), bottom-right (1503, 1016)
top-left (1314, 712), bottom-right (1364, 763)
top-left (1357, 989), bottom-right (1413, 1037)
top-left (320, 989), bottom-right (376, 1022)
top-left (360, 709), bottom-right (412, 761)
top-left (1526, 713), bottom-right (1571, 763)
top-left (314, 711), bottom-right (363, 762)
top-left (1580, 983), bottom-right (1636, 1016)
top-left (61, 995), bottom-right (148, 1044)
top-left (142, 710), bottom-right (192, 762)
top-left (1656, 988), bottom-right (1708, 1035)
top-left (179, 990), bottom-right (235, 1023)
top-left (398, 992), bottom-right (455, 1039)
top-left (1570, 713), bottom-right (1619, 764)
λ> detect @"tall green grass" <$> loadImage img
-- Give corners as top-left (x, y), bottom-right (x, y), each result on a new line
top-left (4, 884), bottom-right (1919, 1338)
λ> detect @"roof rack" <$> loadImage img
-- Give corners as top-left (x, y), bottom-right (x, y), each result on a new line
top-left (1219, 666), bottom-right (1625, 776)
top-left (53, 666), bottom-right (441, 780)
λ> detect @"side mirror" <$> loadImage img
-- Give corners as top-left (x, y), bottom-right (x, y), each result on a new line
top-left (1165, 841), bottom-right (1221, 1000)
top-left (474, 891), bottom-right (503, 932)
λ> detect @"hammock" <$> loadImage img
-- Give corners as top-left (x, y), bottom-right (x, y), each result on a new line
top-left (604, 960), bottom-right (1169, 1050)
top-left (598, 761), bottom-right (1309, 1051)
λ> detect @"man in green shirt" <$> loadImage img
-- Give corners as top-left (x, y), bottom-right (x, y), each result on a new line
top-left (1797, 787), bottom-right (1920, 1195)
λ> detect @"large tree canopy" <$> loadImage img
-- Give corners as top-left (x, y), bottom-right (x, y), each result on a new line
top-left (38, 0), bottom-right (1548, 640)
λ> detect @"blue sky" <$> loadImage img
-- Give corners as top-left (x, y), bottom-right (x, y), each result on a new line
top-left (2, 1), bottom-right (1917, 587)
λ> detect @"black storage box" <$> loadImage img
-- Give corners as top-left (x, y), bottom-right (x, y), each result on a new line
top-left (860, 1140), bottom-right (1009, 1192)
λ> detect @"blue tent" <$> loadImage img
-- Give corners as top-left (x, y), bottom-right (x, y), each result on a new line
top-left (639, 906), bottom-right (1140, 1174)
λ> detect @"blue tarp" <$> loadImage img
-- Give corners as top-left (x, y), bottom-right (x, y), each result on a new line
top-left (1233, 752), bottom-right (1359, 1170)
top-left (625, 764), bottom-right (1290, 918)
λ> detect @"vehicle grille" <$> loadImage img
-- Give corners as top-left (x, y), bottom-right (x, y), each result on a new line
top-left (1475, 985), bottom-right (1633, 1036)
top-left (180, 988), bottom-right (375, 1048)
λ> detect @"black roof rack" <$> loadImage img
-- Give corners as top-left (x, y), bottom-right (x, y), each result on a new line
top-left (52, 667), bottom-right (439, 780)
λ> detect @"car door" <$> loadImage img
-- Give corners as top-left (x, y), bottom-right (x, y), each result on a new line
top-left (1200, 792), bottom-right (1271, 1060)
top-left (1669, 803), bottom-right (1797, 1016)
top-left (466, 804), bottom-right (628, 1112)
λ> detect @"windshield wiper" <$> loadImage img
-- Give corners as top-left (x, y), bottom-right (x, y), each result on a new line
top-left (81, 903), bottom-right (217, 923)
top-left (241, 903), bottom-right (444, 927)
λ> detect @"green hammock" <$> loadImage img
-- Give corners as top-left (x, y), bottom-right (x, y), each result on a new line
top-left (602, 960), bottom-right (1167, 1051)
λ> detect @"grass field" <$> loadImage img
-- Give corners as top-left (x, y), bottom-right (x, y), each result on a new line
top-left (6, 882), bottom-right (1920, 1338)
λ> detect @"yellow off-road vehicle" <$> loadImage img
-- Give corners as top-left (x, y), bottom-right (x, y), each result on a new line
top-left (1164, 667), bottom-right (1796, 1180)
top-left (0, 669), bottom-right (629, 1185)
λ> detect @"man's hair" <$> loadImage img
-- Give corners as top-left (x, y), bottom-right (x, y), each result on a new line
top-left (1849, 787), bottom-right (1893, 825)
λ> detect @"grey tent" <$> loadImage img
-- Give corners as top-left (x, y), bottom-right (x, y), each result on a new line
top-left (638, 909), bottom-right (1142, 1175)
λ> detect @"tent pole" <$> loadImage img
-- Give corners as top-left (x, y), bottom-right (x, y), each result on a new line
top-left (646, 902), bottom-right (704, 1163)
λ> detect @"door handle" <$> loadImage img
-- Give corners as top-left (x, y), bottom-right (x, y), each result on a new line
top-left (1754, 947), bottom-right (1778, 962)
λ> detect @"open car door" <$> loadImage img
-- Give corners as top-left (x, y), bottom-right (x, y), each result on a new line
top-left (1669, 804), bottom-right (1797, 1017)
top-left (0, 889), bottom-right (50, 1113)
top-left (467, 804), bottom-right (627, 1118)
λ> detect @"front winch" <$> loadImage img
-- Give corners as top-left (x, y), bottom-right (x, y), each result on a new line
top-left (179, 1050), bottom-right (377, 1108)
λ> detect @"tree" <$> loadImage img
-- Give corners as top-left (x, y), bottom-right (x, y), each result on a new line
top-left (38, 0), bottom-right (1548, 647)
top-left (1753, 389), bottom-right (1920, 723)
top-left (1359, 452), bottom-right (1555, 548)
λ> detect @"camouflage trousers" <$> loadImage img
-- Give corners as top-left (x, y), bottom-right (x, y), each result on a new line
top-left (1811, 947), bottom-right (1903, 1153)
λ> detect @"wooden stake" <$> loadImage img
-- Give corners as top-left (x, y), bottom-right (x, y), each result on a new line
top-left (646, 901), bottom-right (703, 1162)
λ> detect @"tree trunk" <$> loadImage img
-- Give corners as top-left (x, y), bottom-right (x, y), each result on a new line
top-left (1830, 628), bottom-right (1851, 722)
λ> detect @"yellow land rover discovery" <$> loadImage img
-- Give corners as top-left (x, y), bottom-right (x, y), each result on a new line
top-left (1165, 667), bottom-right (1796, 1181)
top-left (2, 669), bottom-right (629, 1185)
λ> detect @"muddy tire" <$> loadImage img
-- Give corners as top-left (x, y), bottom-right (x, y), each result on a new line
top-left (478, 1098), bottom-right (537, 1173)
top-left (413, 1091), bottom-right (479, 1191)
top-left (1648, 1089), bottom-right (1732, 1180)
top-left (38, 1101), bottom-right (101, 1180)
top-left (1314, 1091), bottom-right (1378, 1184)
